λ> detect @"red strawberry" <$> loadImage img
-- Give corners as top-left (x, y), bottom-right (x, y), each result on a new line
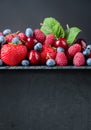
top-left (28, 50), bottom-right (41, 65)
top-left (33, 29), bottom-right (46, 43)
top-left (44, 34), bottom-right (55, 46)
top-left (40, 45), bottom-right (56, 64)
top-left (55, 52), bottom-right (68, 66)
top-left (1, 44), bottom-right (27, 66)
top-left (73, 52), bottom-right (85, 66)
top-left (68, 43), bottom-right (81, 57)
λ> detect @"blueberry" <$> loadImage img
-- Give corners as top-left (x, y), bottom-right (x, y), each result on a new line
top-left (0, 59), bottom-right (3, 66)
top-left (86, 45), bottom-right (91, 51)
top-left (12, 37), bottom-right (20, 44)
top-left (57, 47), bottom-right (65, 52)
top-left (34, 43), bottom-right (42, 51)
top-left (25, 28), bottom-right (33, 37)
top-left (46, 59), bottom-right (56, 67)
top-left (3, 29), bottom-right (11, 36)
top-left (83, 49), bottom-right (90, 56)
top-left (0, 36), bottom-right (5, 44)
top-left (21, 60), bottom-right (30, 66)
top-left (86, 58), bottom-right (91, 66)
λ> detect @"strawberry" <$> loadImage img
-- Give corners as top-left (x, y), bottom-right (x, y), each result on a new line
top-left (1, 44), bottom-right (27, 66)
top-left (55, 52), bottom-right (68, 66)
top-left (73, 52), bottom-right (85, 66)
top-left (33, 29), bottom-right (46, 43)
top-left (40, 45), bottom-right (56, 64)
top-left (28, 50), bottom-right (41, 65)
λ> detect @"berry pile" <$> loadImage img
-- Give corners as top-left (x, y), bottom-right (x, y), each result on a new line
top-left (0, 17), bottom-right (91, 67)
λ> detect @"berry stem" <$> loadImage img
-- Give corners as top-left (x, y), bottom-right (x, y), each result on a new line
top-left (66, 24), bottom-right (70, 30)
top-left (40, 23), bottom-right (43, 26)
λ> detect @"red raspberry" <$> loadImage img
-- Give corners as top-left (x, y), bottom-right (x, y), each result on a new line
top-left (0, 32), bottom-right (3, 36)
top-left (55, 52), bottom-right (68, 66)
top-left (73, 52), bottom-right (85, 66)
top-left (68, 43), bottom-right (81, 57)
top-left (33, 29), bottom-right (46, 43)
top-left (44, 34), bottom-right (55, 46)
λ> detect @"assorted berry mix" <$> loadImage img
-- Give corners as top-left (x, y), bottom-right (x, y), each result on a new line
top-left (0, 17), bottom-right (91, 67)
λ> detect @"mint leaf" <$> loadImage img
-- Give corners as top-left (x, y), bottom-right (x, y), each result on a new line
top-left (41, 17), bottom-right (65, 39)
top-left (65, 27), bottom-right (81, 45)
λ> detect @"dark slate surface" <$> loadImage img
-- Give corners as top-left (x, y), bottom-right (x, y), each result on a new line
top-left (0, 69), bottom-right (91, 130)
top-left (0, 66), bottom-right (91, 70)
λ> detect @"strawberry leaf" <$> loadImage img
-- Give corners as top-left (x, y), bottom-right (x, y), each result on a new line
top-left (65, 27), bottom-right (81, 45)
top-left (40, 17), bottom-right (65, 39)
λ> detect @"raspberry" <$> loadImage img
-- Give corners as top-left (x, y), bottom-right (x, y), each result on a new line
top-left (55, 52), bottom-right (68, 66)
top-left (73, 52), bottom-right (85, 66)
top-left (44, 34), bottom-right (55, 46)
top-left (33, 29), bottom-right (46, 43)
top-left (68, 43), bottom-right (81, 57)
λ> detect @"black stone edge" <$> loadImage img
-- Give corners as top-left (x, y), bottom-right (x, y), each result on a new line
top-left (0, 66), bottom-right (91, 70)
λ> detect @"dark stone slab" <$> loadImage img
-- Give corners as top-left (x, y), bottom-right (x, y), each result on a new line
top-left (0, 66), bottom-right (91, 70)
top-left (0, 69), bottom-right (91, 130)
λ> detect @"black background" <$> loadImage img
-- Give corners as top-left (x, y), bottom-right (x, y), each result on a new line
top-left (0, 0), bottom-right (91, 43)
top-left (0, 0), bottom-right (91, 130)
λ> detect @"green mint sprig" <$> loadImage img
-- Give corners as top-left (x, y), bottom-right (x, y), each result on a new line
top-left (40, 17), bottom-right (65, 39)
top-left (40, 17), bottom-right (81, 45)
top-left (65, 24), bottom-right (81, 45)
